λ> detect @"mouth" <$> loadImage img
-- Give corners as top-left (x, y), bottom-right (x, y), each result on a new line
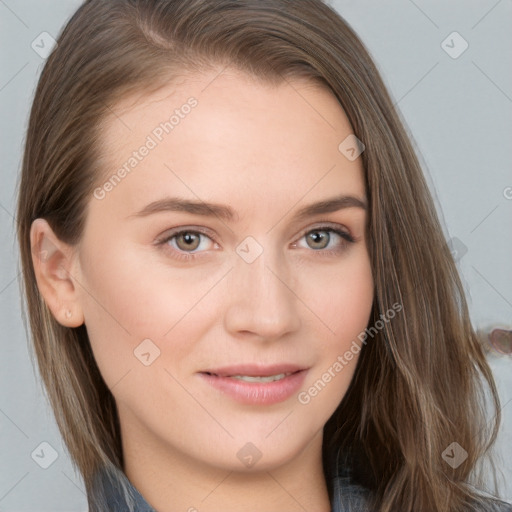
top-left (203, 371), bottom-right (297, 383)
top-left (198, 364), bottom-right (308, 405)
top-left (200, 363), bottom-right (306, 379)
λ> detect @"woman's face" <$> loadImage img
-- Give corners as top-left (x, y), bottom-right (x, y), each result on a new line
top-left (73, 68), bottom-right (373, 473)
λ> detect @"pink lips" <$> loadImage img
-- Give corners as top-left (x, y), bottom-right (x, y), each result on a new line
top-left (199, 364), bottom-right (308, 405)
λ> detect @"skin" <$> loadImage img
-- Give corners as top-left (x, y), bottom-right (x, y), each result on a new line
top-left (31, 68), bottom-right (374, 512)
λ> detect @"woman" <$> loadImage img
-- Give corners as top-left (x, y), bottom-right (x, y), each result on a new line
top-left (16, 0), bottom-right (512, 511)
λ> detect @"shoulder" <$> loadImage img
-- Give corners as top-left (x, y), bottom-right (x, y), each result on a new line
top-left (327, 446), bottom-right (512, 512)
top-left (330, 478), bottom-right (512, 512)
top-left (470, 497), bottom-right (512, 512)
top-left (331, 479), bottom-right (512, 512)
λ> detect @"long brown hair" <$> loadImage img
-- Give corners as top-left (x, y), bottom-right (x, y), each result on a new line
top-left (16, 1), bottom-right (502, 510)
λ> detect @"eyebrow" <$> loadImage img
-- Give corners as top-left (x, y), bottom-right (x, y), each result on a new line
top-left (130, 194), bottom-right (367, 222)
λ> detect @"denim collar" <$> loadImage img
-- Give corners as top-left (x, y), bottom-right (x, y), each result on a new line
top-left (87, 463), bottom-right (512, 512)
top-left (88, 464), bottom-right (156, 512)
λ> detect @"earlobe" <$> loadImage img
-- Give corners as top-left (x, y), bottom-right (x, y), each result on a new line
top-left (30, 219), bottom-right (85, 328)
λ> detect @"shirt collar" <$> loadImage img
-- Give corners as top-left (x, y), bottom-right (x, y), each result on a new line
top-left (88, 464), bottom-right (156, 512)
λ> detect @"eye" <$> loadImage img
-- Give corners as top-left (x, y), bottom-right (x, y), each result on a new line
top-left (173, 231), bottom-right (204, 252)
top-left (156, 228), bottom-right (218, 261)
top-left (293, 224), bottom-right (355, 254)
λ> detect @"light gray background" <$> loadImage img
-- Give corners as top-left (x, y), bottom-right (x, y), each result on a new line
top-left (1, 1), bottom-right (511, 510)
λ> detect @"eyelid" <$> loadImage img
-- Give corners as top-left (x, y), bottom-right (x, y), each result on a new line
top-left (155, 222), bottom-right (352, 244)
top-left (155, 225), bottom-right (217, 245)
top-left (293, 221), bottom-right (354, 243)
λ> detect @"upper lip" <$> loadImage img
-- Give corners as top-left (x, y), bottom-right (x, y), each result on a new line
top-left (201, 364), bottom-right (307, 377)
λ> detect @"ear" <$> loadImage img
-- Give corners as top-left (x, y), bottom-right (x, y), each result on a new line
top-left (30, 218), bottom-right (85, 328)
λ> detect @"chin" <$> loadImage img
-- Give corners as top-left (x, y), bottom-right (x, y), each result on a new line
top-left (192, 428), bottom-right (321, 474)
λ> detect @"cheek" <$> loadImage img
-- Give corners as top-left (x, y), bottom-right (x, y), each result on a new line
top-left (333, 266), bottom-right (374, 338)
top-left (297, 254), bottom-right (373, 405)
top-left (76, 240), bottom-right (223, 388)
top-left (299, 252), bottom-right (374, 339)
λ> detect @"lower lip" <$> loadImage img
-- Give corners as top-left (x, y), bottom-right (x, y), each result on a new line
top-left (199, 370), bottom-right (308, 405)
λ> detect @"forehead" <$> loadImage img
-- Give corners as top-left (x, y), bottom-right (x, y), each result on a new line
top-left (93, 68), bottom-right (366, 220)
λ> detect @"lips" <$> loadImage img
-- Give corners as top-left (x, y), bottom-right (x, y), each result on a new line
top-left (201, 363), bottom-right (306, 378)
top-left (198, 364), bottom-right (309, 405)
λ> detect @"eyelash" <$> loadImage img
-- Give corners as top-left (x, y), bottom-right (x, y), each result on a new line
top-left (156, 224), bottom-right (356, 262)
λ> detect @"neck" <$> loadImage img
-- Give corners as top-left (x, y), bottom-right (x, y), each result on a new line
top-left (122, 426), bottom-right (331, 512)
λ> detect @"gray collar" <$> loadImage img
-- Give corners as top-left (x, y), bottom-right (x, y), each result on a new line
top-left (87, 464), bottom-right (512, 512)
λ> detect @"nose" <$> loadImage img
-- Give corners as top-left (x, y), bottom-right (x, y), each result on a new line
top-left (223, 248), bottom-right (301, 342)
